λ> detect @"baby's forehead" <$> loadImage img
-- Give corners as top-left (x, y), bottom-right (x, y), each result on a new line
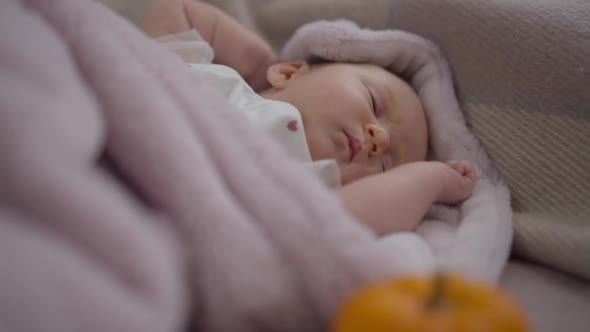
top-left (312, 61), bottom-right (388, 73)
top-left (351, 63), bottom-right (408, 85)
top-left (347, 62), bottom-right (395, 74)
top-left (312, 61), bottom-right (413, 92)
top-left (356, 64), bottom-right (414, 89)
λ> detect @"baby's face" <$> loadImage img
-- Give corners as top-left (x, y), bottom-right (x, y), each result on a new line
top-left (261, 62), bottom-right (428, 184)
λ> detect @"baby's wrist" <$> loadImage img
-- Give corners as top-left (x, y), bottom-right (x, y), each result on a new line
top-left (424, 162), bottom-right (449, 199)
top-left (387, 161), bottom-right (448, 197)
top-left (404, 161), bottom-right (449, 200)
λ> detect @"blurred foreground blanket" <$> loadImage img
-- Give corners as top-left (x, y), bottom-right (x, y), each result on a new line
top-left (0, 0), bottom-right (510, 331)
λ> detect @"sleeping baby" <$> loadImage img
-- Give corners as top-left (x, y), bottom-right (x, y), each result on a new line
top-left (141, 0), bottom-right (476, 236)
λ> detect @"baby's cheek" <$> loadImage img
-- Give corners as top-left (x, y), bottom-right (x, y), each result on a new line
top-left (307, 131), bottom-right (338, 161)
top-left (338, 163), bottom-right (379, 185)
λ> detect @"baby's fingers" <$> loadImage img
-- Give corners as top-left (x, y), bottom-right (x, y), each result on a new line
top-left (446, 160), bottom-right (476, 182)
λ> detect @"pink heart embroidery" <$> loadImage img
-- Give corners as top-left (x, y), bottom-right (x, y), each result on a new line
top-left (287, 120), bottom-right (298, 132)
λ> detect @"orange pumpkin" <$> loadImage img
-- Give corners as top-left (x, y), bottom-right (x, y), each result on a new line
top-left (331, 274), bottom-right (529, 332)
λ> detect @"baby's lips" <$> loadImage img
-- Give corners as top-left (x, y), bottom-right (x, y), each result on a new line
top-left (344, 131), bottom-right (362, 162)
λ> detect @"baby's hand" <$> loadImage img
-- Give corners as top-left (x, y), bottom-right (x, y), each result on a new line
top-left (436, 160), bottom-right (477, 205)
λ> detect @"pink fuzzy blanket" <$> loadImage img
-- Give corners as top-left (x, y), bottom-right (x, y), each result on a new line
top-left (0, 0), bottom-right (511, 331)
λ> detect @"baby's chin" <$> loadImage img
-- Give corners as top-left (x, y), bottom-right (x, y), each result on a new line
top-left (338, 162), bottom-right (379, 185)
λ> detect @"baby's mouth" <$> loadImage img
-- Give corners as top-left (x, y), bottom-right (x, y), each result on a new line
top-left (344, 131), bottom-right (361, 162)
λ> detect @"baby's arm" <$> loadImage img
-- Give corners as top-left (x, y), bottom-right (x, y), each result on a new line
top-left (339, 161), bottom-right (476, 236)
top-left (141, 0), bottom-right (277, 90)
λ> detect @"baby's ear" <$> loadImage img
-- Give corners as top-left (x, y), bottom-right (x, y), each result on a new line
top-left (266, 61), bottom-right (310, 89)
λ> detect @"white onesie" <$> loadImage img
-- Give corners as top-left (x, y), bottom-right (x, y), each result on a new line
top-left (158, 30), bottom-right (340, 188)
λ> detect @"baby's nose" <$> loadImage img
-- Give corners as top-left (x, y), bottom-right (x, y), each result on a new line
top-left (363, 123), bottom-right (390, 158)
